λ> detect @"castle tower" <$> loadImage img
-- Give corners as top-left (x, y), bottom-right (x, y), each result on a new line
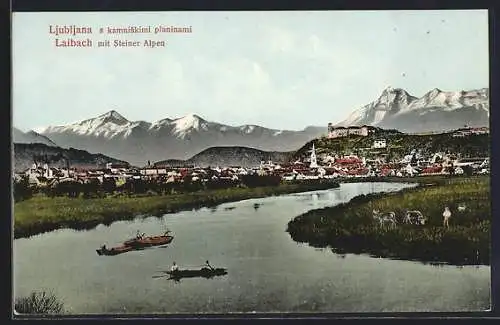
top-left (310, 143), bottom-right (318, 168)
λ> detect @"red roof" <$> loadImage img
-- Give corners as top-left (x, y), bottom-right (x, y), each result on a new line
top-left (422, 166), bottom-right (443, 174)
top-left (335, 158), bottom-right (362, 164)
top-left (347, 168), bottom-right (369, 175)
top-left (380, 169), bottom-right (393, 176)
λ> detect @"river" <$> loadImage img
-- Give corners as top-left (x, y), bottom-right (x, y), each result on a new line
top-left (13, 182), bottom-right (491, 314)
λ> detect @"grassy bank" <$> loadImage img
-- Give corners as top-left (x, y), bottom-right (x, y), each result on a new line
top-left (336, 175), bottom-right (478, 186)
top-left (287, 176), bottom-right (491, 265)
top-left (14, 181), bottom-right (339, 239)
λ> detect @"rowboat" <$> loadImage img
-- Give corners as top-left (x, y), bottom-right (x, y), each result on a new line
top-left (96, 245), bottom-right (134, 256)
top-left (166, 267), bottom-right (227, 280)
top-left (124, 234), bottom-right (174, 248)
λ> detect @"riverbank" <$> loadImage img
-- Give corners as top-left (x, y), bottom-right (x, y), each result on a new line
top-left (14, 181), bottom-right (339, 239)
top-left (336, 174), bottom-right (477, 186)
top-left (287, 176), bottom-right (491, 265)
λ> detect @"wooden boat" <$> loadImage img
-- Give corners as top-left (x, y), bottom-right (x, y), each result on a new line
top-left (166, 267), bottom-right (227, 280)
top-left (96, 245), bottom-right (134, 256)
top-left (123, 234), bottom-right (174, 248)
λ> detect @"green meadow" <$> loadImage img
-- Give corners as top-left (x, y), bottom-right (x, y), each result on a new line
top-left (287, 176), bottom-right (491, 265)
top-left (14, 181), bottom-right (339, 239)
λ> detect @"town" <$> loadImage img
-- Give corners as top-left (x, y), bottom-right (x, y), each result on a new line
top-left (13, 125), bottom-right (490, 198)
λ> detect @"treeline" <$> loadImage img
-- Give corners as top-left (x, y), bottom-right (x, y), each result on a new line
top-left (241, 175), bottom-right (281, 187)
top-left (13, 175), bottom-right (292, 200)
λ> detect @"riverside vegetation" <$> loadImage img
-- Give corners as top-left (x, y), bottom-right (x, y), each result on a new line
top-left (14, 290), bottom-right (64, 315)
top-left (287, 175), bottom-right (490, 265)
top-left (14, 179), bottom-right (340, 239)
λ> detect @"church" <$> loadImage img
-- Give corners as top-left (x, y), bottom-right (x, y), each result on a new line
top-left (309, 143), bottom-right (318, 168)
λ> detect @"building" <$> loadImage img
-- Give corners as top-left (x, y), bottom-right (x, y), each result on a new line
top-left (373, 138), bottom-right (387, 149)
top-left (140, 168), bottom-right (168, 176)
top-left (327, 124), bottom-right (376, 139)
top-left (106, 162), bottom-right (130, 173)
top-left (452, 126), bottom-right (489, 137)
top-left (309, 143), bottom-right (318, 168)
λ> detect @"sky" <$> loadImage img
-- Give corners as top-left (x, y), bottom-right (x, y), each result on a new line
top-left (12, 10), bottom-right (489, 132)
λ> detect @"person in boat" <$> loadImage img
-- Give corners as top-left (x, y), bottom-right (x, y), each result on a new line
top-left (101, 244), bottom-right (107, 251)
top-left (171, 261), bottom-right (179, 272)
top-left (204, 260), bottom-right (214, 271)
top-left (136, 230), bottom-right (142, 239)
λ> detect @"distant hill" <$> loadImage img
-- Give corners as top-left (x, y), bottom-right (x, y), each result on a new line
top-left (13, 127), bottom-right (57, 147)
top-left (293, 130), bottom-right (490, 162)
top-left (13, 143), bottom-right (129, 172)
top-left (155, 146), bottom-right (294, 168)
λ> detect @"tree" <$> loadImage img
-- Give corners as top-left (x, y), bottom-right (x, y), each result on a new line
top-left (462, 165), bottom-right (474, 176)
top-left (13, 176), bottom-right (33, 202)
top-left (102, 177), bottom-right (117, 194)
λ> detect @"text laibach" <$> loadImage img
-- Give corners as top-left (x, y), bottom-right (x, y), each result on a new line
top-left (48, 25), bottom-right (193, 48)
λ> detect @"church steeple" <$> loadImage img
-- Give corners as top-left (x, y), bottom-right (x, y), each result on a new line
top-left (310, 143), bottom-right (318, 168)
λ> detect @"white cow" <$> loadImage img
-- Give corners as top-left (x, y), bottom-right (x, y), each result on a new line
top-left (372, 209), bottom-right (397, 229)
top-left (403, 210), bottom-right (427, 225)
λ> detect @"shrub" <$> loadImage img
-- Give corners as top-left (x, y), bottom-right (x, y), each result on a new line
top-left (14, 290), bottom-right (64, 315)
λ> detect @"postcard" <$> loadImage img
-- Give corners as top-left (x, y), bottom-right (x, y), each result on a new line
top-left (12, 10), bottom-right (491, 315)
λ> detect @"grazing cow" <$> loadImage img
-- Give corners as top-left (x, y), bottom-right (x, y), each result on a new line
top-left (403, 210), bottom-right (427, 225)
top-left (443, 206), bottom-right (452, 228)
top-left (372, 209), bottom-right (397, 229)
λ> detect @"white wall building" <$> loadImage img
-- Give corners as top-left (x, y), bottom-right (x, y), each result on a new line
top-left (373, 139), bottom-right (387, 149)
top-left (327, 125), bottom-right (374, 139)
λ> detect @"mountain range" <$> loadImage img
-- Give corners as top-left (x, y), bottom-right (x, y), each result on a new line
top-left (14, 86), bottom-right (489, 167)
top-left (336, 87), bottom-right (489, 133)
top-left (30, 112), bottom-right (326, 166)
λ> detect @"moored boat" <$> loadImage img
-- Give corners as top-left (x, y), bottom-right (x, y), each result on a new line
top-left (96, 245), bottom-right (134, 256)
top-left (124, 234), bottom-right (174, 248)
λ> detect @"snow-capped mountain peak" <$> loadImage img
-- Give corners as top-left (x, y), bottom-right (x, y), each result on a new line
top-left (376, 87), bottom-right (416, 109)
top-left (171, 114), bottom-right (209, 138)
top-left (94, 110), bottom-right (129, 125)
top-left (335, 86), bottom-right (489, 133)
top-left (150, 118), bottom-right (173, 129)
top-left (338, 86), bottom-right (418, 126)
top-left (38, 110), bottom-right (134, 138)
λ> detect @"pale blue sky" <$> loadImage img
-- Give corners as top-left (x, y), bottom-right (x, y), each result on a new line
top-left (12, 10), bottom-right (489, 132)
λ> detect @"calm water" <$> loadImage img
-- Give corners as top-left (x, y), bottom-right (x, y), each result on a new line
top-left (13, 182), bottom-right (491, 314)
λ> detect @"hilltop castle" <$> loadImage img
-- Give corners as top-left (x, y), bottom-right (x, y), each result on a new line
top-left (327, 124), bottom-right (377, 139)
